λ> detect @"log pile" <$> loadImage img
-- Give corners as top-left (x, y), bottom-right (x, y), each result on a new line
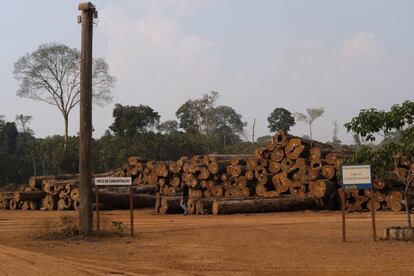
top-left (0, 169), bottom-right (158, 211)
top-left (1, 130), bottom-right (412, 215)
top-left (0, 175), bottom-right (81, 211)
top-left (342, 157), bottom-right (414, 212)
top-left (122, 130), bottom-right (348, 215)
top-left (343, 186), bottom-right (405, 212)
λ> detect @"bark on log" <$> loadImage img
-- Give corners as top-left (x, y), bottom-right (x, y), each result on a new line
top-left (29, 175), bottom-right (76, 189)
top-left (133, 185), bottom-right (158, 194)
top-left (96, 191), bottom-right (157, 209)
top-left (212, 196), bottom-right (322, 215)
top-left (160, 197), bottom-right (182, 214)
top-left (14, 191), bottom-right (46, 202)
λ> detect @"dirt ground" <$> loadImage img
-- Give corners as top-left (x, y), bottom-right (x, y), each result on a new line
top-left (0, 210), bottom-right (413, 276)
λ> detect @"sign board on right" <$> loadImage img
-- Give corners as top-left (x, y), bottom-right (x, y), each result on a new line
top-left (341, 165), bottom-right (372, 190)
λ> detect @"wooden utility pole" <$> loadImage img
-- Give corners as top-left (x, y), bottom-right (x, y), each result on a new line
top-left (78, 2), bottom-right (96, 236)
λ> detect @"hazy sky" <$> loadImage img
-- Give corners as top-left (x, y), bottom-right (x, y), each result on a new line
top-left (1, 0), bottom-right (413, 144)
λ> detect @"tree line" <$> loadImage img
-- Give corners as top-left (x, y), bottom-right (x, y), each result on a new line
top-left (0, 93), bottom-right (269, 185)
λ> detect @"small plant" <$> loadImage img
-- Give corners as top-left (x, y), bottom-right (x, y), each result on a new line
top-left (111, 221), bottom-right (124, 234)
top-left (59, 215), bottom-right (79, 237)
top-left (31, 215), bottom-right (79, 240)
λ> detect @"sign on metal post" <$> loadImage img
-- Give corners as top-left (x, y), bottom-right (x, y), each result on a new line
top-left (342, 165), bottom-right (372, 190)
top-left (340, 165), bottom-right (376, 242)
top-left (94, 177), bottom-right (134, 237)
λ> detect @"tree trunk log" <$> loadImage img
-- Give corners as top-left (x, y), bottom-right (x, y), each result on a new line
top-left (14, 191), bottom-right (46, 202)
top-left (212, 196), bottom-right (322, 215)
top-left (160, 196), bottom-right (182, 214)
top-left (96, 191), bottom-right (156, 209)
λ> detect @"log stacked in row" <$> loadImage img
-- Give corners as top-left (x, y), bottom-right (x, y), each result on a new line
top-left (0, 169), bottom-right (138, 211)
top-left (343, 156), bottom-right (414, 212)
top-left (122, 130), bottom-right (346, 215)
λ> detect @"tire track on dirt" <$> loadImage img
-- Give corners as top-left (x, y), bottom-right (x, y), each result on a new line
top-left (0, 244), bottom-right (138, 276)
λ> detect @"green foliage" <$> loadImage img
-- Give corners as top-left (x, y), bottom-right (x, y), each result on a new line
top-left (0, 96), bottom-right (249, 184)
top-left (344, 101), bottom-right (414, 142)
top-left (109, 104), bottom-right (160, 136)
top-left (222, 142), bottom-right (258, 154)
top-left (176, 91), bottom-right (219, 134)
top-left (0, 120), bottom-right (18, 184)
top-left (344, 100), bottom-right (414, 178)
top-left (344, 144), bottom-right (399, 178)
top-left (175, 92), bottom-right (246, 141)
top-left (157, 120), bottom-right (179, 134)
top-left (0, 123), bottom-right (80, 185)
top-left (267, 107), bottom-right (295, 132)
top-left (13, 42), bottom-right (116, 150)
top-left (111, 221), bottom-right (124, 234)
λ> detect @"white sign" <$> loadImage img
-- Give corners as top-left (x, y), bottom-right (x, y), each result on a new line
top-left (95, 177), bottom-right (132, 186)
top-left (342, 165), bottom-right (372, 189)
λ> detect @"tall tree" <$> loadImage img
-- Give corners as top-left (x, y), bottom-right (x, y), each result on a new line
top-left (15, 114), bottom-right (33, 135)
top-left (213, 105), bottom-right (245, 136)
top-left (267, 107), bottom-right (295, 132)
top-left (13, 43), bottom-right (116, 150)
top-left (176, 91), bottom-right (219, 134)
top-left (109, 104), bottom-right (160, 136)
top-left (176, 92), bottom-right (246, 149)
top-left (213, 105), bottom-right (246, 147)
top-left (294, 107), bottom-right (325, 140)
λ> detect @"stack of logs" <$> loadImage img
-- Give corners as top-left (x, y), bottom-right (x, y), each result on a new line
top-left (123, 131), bottom-right (348, 215)
top-left (0, 175), bottom-right (80, 211)
top-left (1, 130), bottom-right (411, 215)
top-left (0, 169), bottom-right (128, 211)
top-left (343, 180), bottom-right (406, 212)
top-left (344, 157), bottom-right (413, 212)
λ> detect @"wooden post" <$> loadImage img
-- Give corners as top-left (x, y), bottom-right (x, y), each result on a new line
top-left (130, 185), bottom-right (134, 237)
top-left (95, 186), bottom-right (100, 232)
top-left (341, 189), bottom-right (346, 242)
top-left (405, 179), bottom-right (412, 229)
top-left (370, 190), bottom-right (377, 241)
top-left (78, 2), bottom-right (96, 236)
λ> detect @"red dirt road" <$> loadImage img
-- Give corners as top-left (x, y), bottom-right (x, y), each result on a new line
top-left (0, 210), bottom-right (413, 275)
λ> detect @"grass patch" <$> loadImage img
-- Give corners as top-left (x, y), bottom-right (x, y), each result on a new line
top-left (30, 215), bottom-right (129, 241)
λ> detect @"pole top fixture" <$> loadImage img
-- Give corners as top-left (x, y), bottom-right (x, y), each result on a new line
top-left (78, 2), bottom-right (95, 11)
